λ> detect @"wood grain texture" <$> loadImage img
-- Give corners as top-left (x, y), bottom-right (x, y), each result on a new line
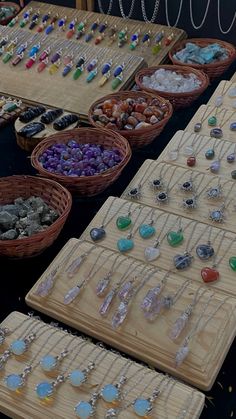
top-left (186, 105), bottom-right (236, 142)
top-left (208, 80), bottom-right (236, 110)
top-left (231, 72), bottom-right (236, 83)
top-left (156, 130), bottom-right (236, 181)
top-left (0, 311), bottom-right (205, 418)
top-left (25, 239), bottom-right (236, 390)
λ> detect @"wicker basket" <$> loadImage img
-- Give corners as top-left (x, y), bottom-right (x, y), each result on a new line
top-left (16, 132), bottom-right (46, 153)
top-left (0, 2), bottom-right (20, 25)
top-left (135, 65), bottom-right (209, 110)
top-left (31, 127), bottom-right (131, 196)
top-left (169, 38), bottom-right (236, 80)
top-left (0, 175), bottom-right (72, 258)
top-left (88, 91), bottom-right (173, 150)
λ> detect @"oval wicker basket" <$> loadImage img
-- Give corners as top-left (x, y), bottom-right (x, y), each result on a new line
top-left (135, 65), bottom-right (209, 110)
top-left (88, 91), bottom-right (173, 150)
top-left (169, 38), bottom-right (236, 80)
top-left (0, 175), bottom-right (72, 258)
top-left (31, 127), bottom-right (132, 196)
top-left (0, 2), bottom-right (20, 25)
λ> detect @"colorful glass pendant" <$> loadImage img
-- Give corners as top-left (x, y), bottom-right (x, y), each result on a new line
top-left (142, 32), bottom-right (151, 45)
top-left (167, 230), bottom-right (184, 247)
top-left (85, 32), bottom-right (93, 42)
top-left (74, 399), bottom-right (96, 418)
top-left (186, 156), bottom-right (196, 167)
top-left (155, 31), bottom-right (164, 43)
top-left (29, 11), bottom-right (40, 30)
top-left (66, 18), bottom-right (77, 39)
top-left (58, 16), bottom-right (67, 30)
top-left (39, 47), bottom-right (50, 61)
top-left (10, 333), bottom-right (36, 356)
top-left (231, 170), bottom-right (236, 179)
top-left (118, 28), bottom-right (127, 47)
top-left (132, 388), bottom-right (160, 417)
top-left (12, 52), bottom-right (24, 66)
top-left (139, 224), bottom-right (156, 239)
top-left (29, 43), bottom-right (40, 57)
top-left (201, 267), bottom-right (219, 283)
top-left (86, 68), bottom-right (98, 83)
top-left (49, 60), bottom-right (61, 75)
top-left (98, 71), bottom-right (111, 87)
top-left (20, 17), bottom-right (29, 28)
top-left (69, 362), bottom-right (95, 387)
top-left (108, 26), bottom-right (117, 45)
top-left (113, 63), bottom-right (124, 78)
top-left (51, 49), bottom-right (62, 64)
top-left (130, 32), bottom-right (139, 50)
top-left (144, 242), bottom-right (161, 261)
top-left (40, 349), bottom-right (68, 372)
top-left (209, 205), bottom-right (225, 223)
top-left (116, 215), bottom-right (132, 230)
top-left (229, 256), bottom-right (236, 271)
top-left (152, 42), bottom-right (161, 55)
top-left (206, 185), bottom-right (222, 199)
top-left (0, 36), bottom-right (8, 48)
top-left (62, 62), bottom-right (73, 77)
top-left (2, 50), bottom-right (13, 63)
top-left (37, 58), bottom-right (48, 73)
top-left (25, 54), bottom-right (36, 69)
top-left (6, 38), bottom-right (17, 52)
top-left (230, 122), bottom-right (236, 131)
top-left (2, 101), bottom-right (18, 112)
top-left (91, 20), bottom-right (99, 32)
top-left (8, 16), bottom-right (18, 27)
top-left (16, 42), bottom-right (27, 55)
top-left (95, 34), bottom-right (105, 45)
top-left (208, 116), bottom-right (217, 126)
top-left (227, 152), bottom-right (236, 163)
top-left (209, 160), bottom-right (220, 173)
top-left (182, 196), bottom-right (197, 209)
top-left (73, 66), bottom-right (84, 80)
top-left (45, 22), bottom-right (55, 34)
top-left (98, 22), bottom-right (107, 33)
top-left (102, 61), bottom-right (112, 75)
top-left (165, 32), bottom-right (174, 46)
top-left (210, 128), bottom-right (223, 138)
top-left (87, 58), bottom-right (98, 72)
top-left (112, 75), bottom-right (123, 90)
top-left (5, 366), bottom-right (32, 392)
top-left (76, 56), bottom-right (85, 68)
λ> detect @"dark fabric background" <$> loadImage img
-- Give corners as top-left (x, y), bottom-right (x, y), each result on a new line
top-left (0, 1), bottom-right (236, 418)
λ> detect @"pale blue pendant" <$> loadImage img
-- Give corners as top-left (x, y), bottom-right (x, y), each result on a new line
top-left (40, 354), bottom-right (57, 371)
top-left (133, 398), bottom-right (152, 416)
top-left (101, 384), bottom-right (119, 403)
top-left (5, 374), bottom-right (24, 391)
top-left (117, 238), bottom-right (134, 252)
top-left (74, 401), bottom-right (94, 418)
top-left (35, 381), bottom-right (54, 399)
top-left (139, 224), bottom-right (156, 239)
top-left (10, 340), bottom-right (26, 355)
top-left (69, 370), bottom-right (86, 387)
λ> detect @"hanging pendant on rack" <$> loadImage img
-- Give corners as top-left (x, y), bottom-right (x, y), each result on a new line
top-left (66, 18), bottom-right (77, 39)
top-left (25, 54), bottom-right (37, 69)
top-left (58, 16), bottom-right (67, 31)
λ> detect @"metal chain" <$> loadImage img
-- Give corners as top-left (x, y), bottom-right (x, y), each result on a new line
top-left (118, 0), bottom-right (136, 19)
top-left (217, 0), bottom-right (236, 34)
top-left (97, 0), bottom-right (114, 15)
top-left (165, 0), bottom-right (183, 27)
top-left (141, 0), bottom-right (161, 23)
top-left (189, 0), bottom-right (211, 29)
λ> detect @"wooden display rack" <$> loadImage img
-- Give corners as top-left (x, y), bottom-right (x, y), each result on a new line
top-left (25, 239), bottom-right (236, 391)
top-left (121, 160), bottom-right (236, 234)
top-left (186, 105), bottom-right (236, 142)
top-left (208, 80), bottom-right (236, 110)
top-left (231, 72), bottom-right (236, 83)
top-left (0, 26), bottom-right (144, 122)
top-left (156, 130), bottom-right (236, 181)
top-left (0, 311), bottom-right (205, 418)
top-left (19, 1), bottom-right (186, 67)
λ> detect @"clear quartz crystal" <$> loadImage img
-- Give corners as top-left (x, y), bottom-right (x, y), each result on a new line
top-left (111, 301), bottom-right (129, 329)
top-left (66, 256), bottom-right (83, 278)
top-left (168, 150), bottom-right (178, 161)
top-left (118, 281), bottom-right (134, 301)
top-left (215, 96), bottom-right (223, 107)
top-left (183, 146), bottom-right (194, 156)
top-left (141, 285), bottom-right (162, 312)
top-left (169, 306), bottom-right (192, 340)
top-left (142, 69), bottom-right (201, 93)
top-left (96, 275), bottom-right (110, 297)
top-left (144, 246), bottom-right (160, 261)
top-left (34, 269), bottom-right (57, 297)
top-left (175, 344), bottom-right (189, 367)
top-left (99, 289), bottom-right (116, 316)
top-left (63, 285), bottom-right (82, 305)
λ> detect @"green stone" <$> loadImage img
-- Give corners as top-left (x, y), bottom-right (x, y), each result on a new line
top-left (167, 230), bottom-right (184, 247)
top-left (231, 170), bottom-right (236, 180)
top-left (205, 149), bottom-right (215, 160)
top-left (116, 216), bottom-right (131, 230)
top-left (77, 22), bottom-right (84, 31)
top-left (117, 238), bottom-right (134, 253)
top-left (2, 52), bottom-right (12, 63)
top-left (130, 43), bottom-right (136, 50)
top-left (208, 116), bottom-right (217, 126)
top-left (139, 224), bottom-right (156, 239)
top-left (229, 257), bottom-right (236, 271)
top-left (4, 102), bottom-right (17, 112)
top-left (20, 20), bottom-right (26, 28)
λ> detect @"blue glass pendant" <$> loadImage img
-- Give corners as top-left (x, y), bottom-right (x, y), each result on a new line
top-left (45, 23), bottom-right (54, 34)
top-left (40, 354), bottom-right (58, 372)
top-left (29, 44), bottom-right (40, 57)
top-left (85, 32), bottom-right (93, 42)
top-left (133, 398), bottom-right (152, 416)
top-left (62, 63), bottom-right (73, 76)
top-left (35, 381), bottom-right (54, 399)
top-left (69, 370), bottom-right (86, 387)
top-left (91, 21), bottom-right (99, 31)
top-left (42, 13), bottom-right (50, 23)
top-left (113, 63), bottom-right (124, 77)
top-left (155, 31), bottom-right (164, 43)
top-left (142, 33), bottom-right (151, 43)
top-left (102, 61), bottom-right (112, 75)
top-left (139, 224), bottom-right (156, 239)
top-left (99, 22), bottom-right (107, 33)
top-left (16, 43), bottom-right (27, 55)
top-left (74, 400), bottom-right (94, 418)
top-left (5, 374), bottom-right (24, 391)
top-left (101, 384), bottom-right (120, 403)
top-left (131, 32), bottom-right (139, 42)
top-left (86, 69), bottom-right (98, 83)
top-left (58, 17), bottom-right (67, 29)
top-left (10, 339), bottom-right (27, 355)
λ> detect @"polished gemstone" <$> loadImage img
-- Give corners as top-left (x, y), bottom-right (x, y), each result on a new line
top-left (151, 178), bottom-right (162, 189)
top-left (139, 224), bottom-right (156, 239)
top-left (156, 191), bottom-right (168, 202)
top-left (194, 122), bottom-right (202, 132)
top-left (181, 181), bottom-right (193, 191)
top-left (207, 187), bottom-right (222, 199)
top-left (133, 398), bottom-right (152, 416)
top-left (116, 216), bottom-right (131, 230)
top-left (168, 150), bottom-right (178, 161)
top-left (127, 187), bottom-right (140, 199)
top-left (201, 267), bottom-right (219, 283)
top-left (229, 256), bottom-right (236, 271)
top-left (183, 197), bottom-right (197, 209)
top-left (40, 354), bottom-right (57, 371)
top-left (187, 156), bottom-right (196, 167)
top-left (35, 381), bottom-right (53, 399)
top-left (90, 227), bottom-right (106, 241)
top-left (210, 128), bottom-right (223, 138)
top-left (205, 149), bottom-right (215, 160)
top-left (215, 96), bottom-right (223, 107)
top-left (101, 384), bottom-right (119, 403)
top-left (167, 231), bottom-right (184, 247)
top-left (144, 246), bottom-right (160, 261)
top-left (209, 209), bottom-right (224, 222)
top-left (117, 238), bottom-right (134, 252)
top-left (227, 153), bottom-right (236, 163)
top-left (183, 146), bottom-right (194, 156)
top-left (208, 116), bottom-right (217, 126)
top-left (230, 122), bottom-right (236, 131)
top-left (5, 374), bottom-right (23, 391)
top-left (10, 339), bottom-right (26, 355)
top-left (174, 254), bottom-right (193, 269)
top-left (196, 244), bottom-right (214, 260)
top-left (74, 401), bottom-right (94, 418)
top-left (209, 160), bottom-right (220, 173)
top-left (231, 170), bottom-right (236, 179)
top-left (69, 370), bottom-right (85, 387)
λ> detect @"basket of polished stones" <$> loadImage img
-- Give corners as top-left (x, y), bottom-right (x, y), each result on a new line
top-left (31, 127), bottom-right (131, 196)
top-left (88, 91), bottom-right (173, 149)
top-left (0, 2), bottom-right (20, 25)
top-left (135, 65), bottom-right (209, 109)
top-left (169, 38), bottom-right (236, 80)
top-left (0, 175), bottom-right (72, 258)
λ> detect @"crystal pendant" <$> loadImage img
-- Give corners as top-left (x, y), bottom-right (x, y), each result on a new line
top-left (183, 146), bottom-right (194, 156)
top-left (102, 61), bottom-right (112, 75)
top-left (196, 244), bottom-right (214, 260)
top-left (37, 58), bottom-right (48, 72)
top-left (63, 284), bottom-right (83, 305)
top-left (231, 170), bottom-right (236, 179)
top-left (74, 400), bottom-right (95, 418)
top-left (113, 64), bottom-right (124, 78)
top-left (210, 128), bottom-right (223, 138)
top-left (127, 185), bottom-right (141, 199)
top-left (87, 58), bottom-right (98, 72)
top-left (230, 122), bottom-right (236, 131)
top-left (35, 381), bottom-right (54, 399)
top-left (156, 191), bottom-right (168, 204)
top-left (96, 274), bottom-right (111, 297)
top-left (133, 398), bottom-right (153, 416)
top-left (182, 196), bottom-right (197, 209)
top-left (187, 156), bottom-right (196, 167)
top-left (45, 23), bottom-right (55, 34)
top-left (167, 230), bottom-right (184, 247)
top-left (168, 149), bottom-right (178, 161)
top-left (229, 256), bottom-right (236, 271)
top-left (73, 66), bottom-right (84, 80)
top-left (112, 75), bottom-right (123, 90)
top-left (141, 285), bottom-right (162, 313)
top-left (111, 301), bottom-right (129, 329)
top-left (95, 34), bottom-right (105, 45)
top-left (206, 186), bottom-right (222, 199)
top-left (116, 215), bottom-right (131, 230)
top-left (101, 383), bottom-right (122, 403)
top-left (201, 267), bottom-right (219, 283)
top-left (99, 289), bottom-right (116, 316)
top-left (34, 268), bottom-right (57, 297)
top-left (150, 178), bottom-right (163, 189)
top-left (152, 42), bottom-right (162, 55)
top-left (62, 62), bottom-right (73, 77)
top-left (209, 207), bottom-right (224, 223)
top-left (90, 227), bottom-right (106, 241)
top-left (173, 253), bottom-right (193, 270)
top-left (227, 152), bottom-right (236, 163)
top-left (49, 62), bottom-right (60, 75)
top-left (2, 51), bottom-right (13, 63)
top-left (10, 333), bottom-right (36, 355)
top-left (117, 237), bottom-right (134, 253)
top-left (118, 281), bottom-right (134, 301)
top-left (215, 96), bottom-right (223, 107)
top-left (99, 72), bottom-right (110, 87)
top-left (25, 55), bottom-right (36, 69)
top-left (40, 355), bottom-right (58, 371)
top-left (86, 69), bottom-right (98, 83)
top-left (228, 87), bottom-right (236, 97)
top-left (175, 344), bottom-right (189, 367)
top-left (205, 149), bottom-right (215, 159)
top-left (5, 373), bottom-right (25, 391)
top-left (169, 305), bottom-right (193, 340)
top-left (69, 362), bottom-right (94, 387)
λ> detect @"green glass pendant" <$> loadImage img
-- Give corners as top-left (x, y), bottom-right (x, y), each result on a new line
top-left (86, 69), bottom-right (97, 83)
top-left (116, 216), bottom-right (132, 230)
top-left (152, 43), bottom-right (161, 55)
top-left (73, 66), bottom-right (83, 80)
top-left (20, 20), bottom-right (26, 28)
top-left (205, 149), bottom-right (215, 160)
top-left (77, 21), bottom-right (85, 31)
top-left (167, 230), bottom-right (184, 247)
top-left (112, 75), bottom-right (123, 90)
top-left (4, 102), bottom-right (17, 112)
top-left (117, 238), bottom-right (134, 253)
top-left (2, 51), bottom-right (13, 63)
top-left (208, 116), bottom-right (217, 126)
top-left (139, 224), bottom-right (156, 239)
top-left (229, 256), bottom-right (236, 271)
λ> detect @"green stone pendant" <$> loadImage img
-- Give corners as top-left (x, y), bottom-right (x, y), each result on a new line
top-left (4, 102), bottom-right (17, 112)
top-left (117, 238), bottom-right (134, 253)
top-left (139, 224), bottom-right (156, 239)
top-left (116, 216), bottom-right (132, 230)
top-left (229, 256), bottom-right (236, 271)
top-left (167, 230), bottom-right (184, 247)
top-left (208, 116), bottom-right (217, 126)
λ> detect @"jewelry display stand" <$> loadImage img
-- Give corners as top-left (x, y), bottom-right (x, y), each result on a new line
top-left (231, 73), bottom-right (236, 83)
top-left (121, 160), bottom-right (236, 233)
top-left (157, 130), bottom-right (236, 180)
top-left (208, 80), bottom-right (236, 110)
top-left (25, 238), bottom-right (236, 390)
top-left (0, 311), bottom-right (205, 418)
top-left (186, 105), bottom-right (236, 142)
top-left (18, 1), bottom-right (186, 67)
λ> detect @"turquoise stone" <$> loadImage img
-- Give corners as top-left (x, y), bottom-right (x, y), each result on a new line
top-left (69, 370), bottom-right (85, 387)
top-left (10, 340), bottom-right (26, 355)
top-left (139, 224), bottom-right (156, 239)
top-left (117, 238), bottom-right (134, 252)
top-left (74, 401), bottom-right (93, 418)
top-left (133, 398), bottom-right (152, 416)
top-left (205, 149), bottom-right (215, 160)
top-left (40, 355), bottom-right (57, 371)
top-left (5, 374), bottom-right (23, 391)
top-left (35, 381), bottom-right (53, 399)
top-left (101, 384), bottom-right (119, 403)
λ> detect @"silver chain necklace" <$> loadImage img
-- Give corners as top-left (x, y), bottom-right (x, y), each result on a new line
top-left (141, 0), bottom-right (161, 23)
top-left (97, 0), bottom-right (114, 15)
top-left (189, 0), bottom-right (211, 29)
top-left (165, 0), bottom-right (183, 27)
top-left (217, 0), bottom-right (236, 34)
top-left (118, 0), bottom-right (136, 19)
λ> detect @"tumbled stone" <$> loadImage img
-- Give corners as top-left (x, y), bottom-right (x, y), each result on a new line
top-left (0, 229), bottom-right (18, 240)
top-left (0, 211), bottom-right (17, 231)
top-left (196, 244), bottom-right (214, 260)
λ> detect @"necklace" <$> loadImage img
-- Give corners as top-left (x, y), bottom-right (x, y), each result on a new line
top-left (206, 139), bottom-right (231, 173)
top-left (173, 221), bottom-right (199, 270)
top-left (183, 133), bottom-right (206, 167)
top-left (167, 217), bottom-right (194, 248)
top-left (101, 359), bottom-right (134, 405)
top-left (0, 312), bottom-right (35, 346)
top-left (95, 253), bottom-right (123, 297)
top-left (165, 0), bottom-right (183, 26)
top-left (217, 0), bottom-right (236, 34)
top-left (189, 0), bottom-right (210, 29)
top-left (116, 201), bottom-right (136, 231)
top-left (180, 173), bottom-right (215, 211)
top-left (144, 212), bottom-right (172, 261)
top-left (65, 243), bottom-right (96, 279)
top-left (118, 0), bottom-right (136, 19)
top-left (208, 181), bottom-right (235, 223)
top-left (97, 0), bottom-right (113, 15)
top-left (141, 0), bottom-right (161, 23)
top-left (209, 108), bottom-right (234, 139)
top-left (196, 224), bottom-right (216, 261)
top-left (117, 205), bottom-right (144, 253)
top-left (213, 80), bottom-right (234, 108)
top-left (193, 105), bottom-right (220, 133)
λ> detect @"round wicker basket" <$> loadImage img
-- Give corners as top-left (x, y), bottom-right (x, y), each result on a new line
top-left (0, 2), bottom-right (20, 25)
top-left (31, 127), bottom-right (131, 196)
top-left (88, 91), bottom-right (173, 150)
top-left (135, 65), bottom-right (209, 110)
top-left (169, 38), bottom-right (236, 80)
top-left (0, 175), bottom-right (72, 258)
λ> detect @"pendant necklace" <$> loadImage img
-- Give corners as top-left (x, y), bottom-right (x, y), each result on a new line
top-left (180, 174), bottom-right (215, 211)
top-left (138, 207), bottom-right (157, 240)
top-left (116, 205), bottom-right (146, 252)
top-left (213, 79), bottom-right (234, 108)
top-left (107, 25), bottom-right (117, 45)
top-left (95, 253), bottom-right (123, 297)
top-left (173, 221), bottom-right (199, 270)
top-left (175, 294), bottom-right (229, 367)
top-left (0, 312), bottom-right (35, 347)
top-left (178, 170), bottom-right (204, 194)
top-left (227, 84), bottom-right (236, 109)
top-left (117, 26), bottom-right (128, 48)
top-left (182, 133), bottom-right (206, 167)
top-left (44, 13), bottom-right (59, 35)
top-left (208, 182), bottom-right (235, 223)
top-left (226, 143), bottom-right (236, 165)
top-left (89, 196), bottom-right (125, 242)
top-left (28, 9), bottom-right (40, 30)
top-left (195, 224), bottom-right (217, 262)
top-left (206, 139), bottom-right (232, 173)
top-left (141, 270), bottom-right (171, 317)
top-left (118, 0), bottom-right (136, 19)
top-left (141, 0), bottom-right (160, 23)
top-left (97, 0), bottom-right (114, 15)
top-left (205, 176), bottom-right (228, 201)
top-left (155, 164), bottom-right (183, 205)
top-left (193, 105), bottom-right (221, 133)
top-left (39, 330), bottom-right (74, 373)
top-left (144, 212), bottom-right (172, 261)
top-left (167, 217), bottom-right (194, 249)
top-left (209, 107), bottom-right (233, 139)
top-left (116, 201), bottom-right (134, 231)
top-left (149, 162), bottom-right (171, 191)
top-left (63, 248), bottom-right (108, 305)
top-left (101, 359), bottom-right (134, 405)
top-left (66, 17), bottom-right (78, 39)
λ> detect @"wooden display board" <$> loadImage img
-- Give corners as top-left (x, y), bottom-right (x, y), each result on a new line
top-left (186, 105), bottom-right (236, 142)
top-left (156, 130), bottom-right (236, 181)
top-left (0, 26), bottom-right (144, 122)
top-left (0, 312), bottom-right (205, 418)
top-left (231, 72), bottom-right (236, 83)
top-left (208, 80), bottom-right (236, 110)
top-left (79, 196), bottom-right (236, 297)
top-left (25, 239), bottom-right (236, 391)
top-left (19, 1), bottom-right (186, 67)
top-left (121, 160), bottom-right (236, 234)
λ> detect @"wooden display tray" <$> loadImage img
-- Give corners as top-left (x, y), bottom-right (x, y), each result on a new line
top-left (79, 196), bottom-right (236, 298)
top-left (0, 312), bottom-right (205, 418)
top-left (25, 239), bottom-right (236, 391)
top-left (121, 160), bottom-right (236, 234)
top-left (19, 1), bottom-right (186, 67)
top-left (0, 94), bottom-right (27, 128)
top-left (231, 72), bottom-right (236, 83)
top-left (208, 80), bottom-right (236, 110)
top-left (0, 26), bottom-right (144, 122)
top-left (186, 105), bottom-right (236, 142)
top-left (156, 130), bottom-right (236, 181)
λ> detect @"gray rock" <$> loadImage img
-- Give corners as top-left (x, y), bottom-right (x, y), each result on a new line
top-left (0, 229), bottom-right (18, 240)
top-left (25, 222), bottom-right (44, 236)
top-left (0, 211), bottom-right (17, 231)
top-left (0, 205), bottom-right (20, 216)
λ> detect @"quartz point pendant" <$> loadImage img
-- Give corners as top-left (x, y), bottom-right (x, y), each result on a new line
top-left (175, 344), bottom-right (189, 367)
top-left (49, 61), bottom-right (60, 75)
top-left (37, 58), bottom-right (48, 73)
top-left (87, 58), bottom-right (97, 72)
top-left (111, 301), bottom-right (129, 329)
top-left (66, 256), bottom-right (84, 278)
top-left (168, 149), bottom-right (178, 161)
top-left (96, 275), bottom-right (111, 296)
top-left (99, 289), bottom-right (116, 316)
top-left (73, 66), bottom-right (83, 80)
top-left (169, 305), bottom-right (193, 340)
top-left (141, 285), bottom-right (162, 313)
top-left (34, 269), bottom-right (57, 297)
top-left (63, 284), bottom-right (82, 305)
top-left (12, 53), bottom-right (23, 66)
top-left (118, 281), bottom-right (134, 301)
top-left (98, 72), bottom-right (110, 87)
top-left (86, 69), bottom-right (97, 83)
top-left (112, 75), bottom-right (123, 90)
top-left (25, 55), bottom-right (36, 69)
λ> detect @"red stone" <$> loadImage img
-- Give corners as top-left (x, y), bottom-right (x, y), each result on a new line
top-left (187, 156), bottom-right (196, 167)
top-left (201, 267), bottom-right (219, 283)
top-left (66, 30), bottom-right (74, 39)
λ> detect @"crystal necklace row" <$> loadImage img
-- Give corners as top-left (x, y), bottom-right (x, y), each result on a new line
top-left (194, 106), bottom-right (236, 138)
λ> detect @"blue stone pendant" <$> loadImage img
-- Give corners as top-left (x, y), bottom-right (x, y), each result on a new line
top-left (69, 370), bottom-right (86, 387)
top-left (117, 237), bottom-right (134, 252)
top-left (139, 224), bottom-right (156, 239)
top-left (5, 374), bottom-right (24, 391)
top-left (40, 354), bottom-right (58, 371)
top-left (100, 383), bottom-right (120, 403)
top-left (74, 400), bottom-right (95, 418)
top-left (90, 227), bottom-right (106, 241)
top-left (133, 398), bottom-right (152, 416)
top-left (35, 381), bottom-right (54, 399)
top-left (173, 253), bottom-right (193, 270)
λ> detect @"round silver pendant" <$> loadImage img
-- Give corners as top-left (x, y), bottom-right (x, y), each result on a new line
top-left (180, 180), bottom-right (193, 192)
top-left (127, 187), bottom-right (141, 200)
top-left (206, 186), bottom-right (222, 200)
top-left (209, 209), bottom-right (224, 223)
top-left (156, 191), bottom-right (168, 204)
top-left (182, 196), bottom-right (197, 209)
